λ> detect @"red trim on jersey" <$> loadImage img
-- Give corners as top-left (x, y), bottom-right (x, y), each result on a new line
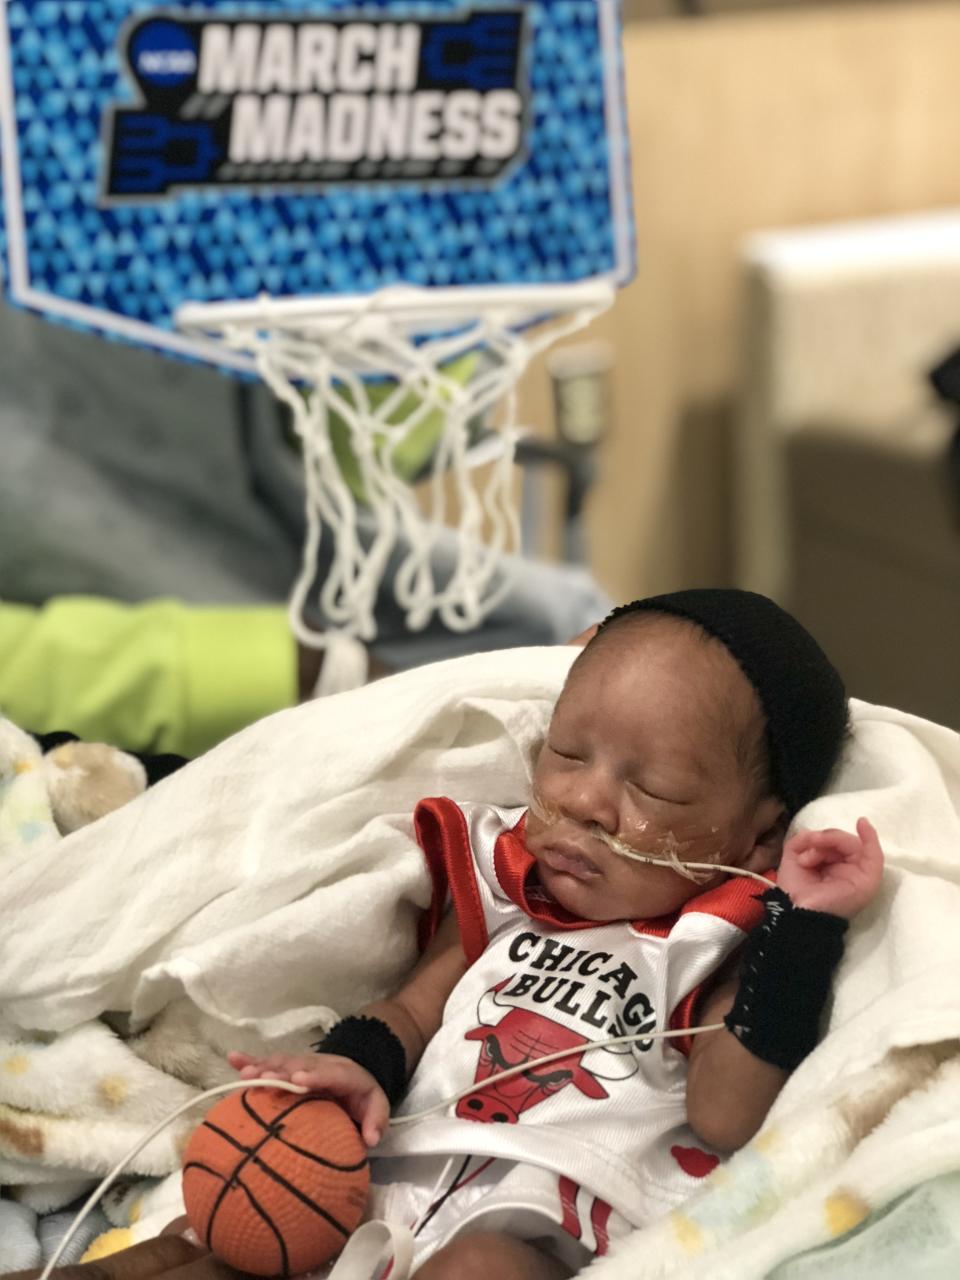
top-left (413, 798), bottom-right (489, 964)
top-left (557, 1176), bottom-right (582, 1241)
top-left (492, 816), bottom-right (605, 933)
top-left (668, 989), bottom-right (702, 1058)
top-left (667, 869), bottom-right (777, 1056)
top-left (678, 869), bottom-right (774, 932)
top-left (590, 1198), bottom-right (613, 1256)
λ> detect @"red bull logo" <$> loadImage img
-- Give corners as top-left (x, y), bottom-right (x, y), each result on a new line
top-left (457, 983), bottom-right (637, 1124)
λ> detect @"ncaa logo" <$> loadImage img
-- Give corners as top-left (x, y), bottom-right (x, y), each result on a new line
top-left (129, 19), bottom-right (198, 88)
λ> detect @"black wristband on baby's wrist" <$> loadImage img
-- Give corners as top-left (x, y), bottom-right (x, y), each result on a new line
top-left (724, 887), bottom-right (848, 1072)
top-left (311, 1015), bottom-right (408, 1105)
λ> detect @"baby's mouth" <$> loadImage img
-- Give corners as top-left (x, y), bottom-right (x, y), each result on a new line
top-left (538, 842), bottom-right (602, 881)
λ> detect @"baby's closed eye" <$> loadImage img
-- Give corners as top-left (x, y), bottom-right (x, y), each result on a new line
top-left (625, 778), bottom-right (694, 806)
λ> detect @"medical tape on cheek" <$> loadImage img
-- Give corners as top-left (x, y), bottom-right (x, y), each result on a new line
top-left (528, 792), bottom-right (770, 887)
top-left (601, 832), bottom-right (714, 883)
top-left (528, 792), bottom-right (709, 882)
top-left (592, 828), bottom-right (772, 887)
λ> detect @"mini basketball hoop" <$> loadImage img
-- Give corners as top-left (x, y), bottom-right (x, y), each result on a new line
top-left (178, 280), bottom-right (613, 647)
top-left (0, 0), bottom-right (634, 671)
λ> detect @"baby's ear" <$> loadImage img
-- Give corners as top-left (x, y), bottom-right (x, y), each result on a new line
top-left (745, 799), bottom-right (788, 873)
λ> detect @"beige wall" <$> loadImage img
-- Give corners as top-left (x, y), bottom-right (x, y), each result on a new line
top-left (517, 1), bottom-right (960, 600)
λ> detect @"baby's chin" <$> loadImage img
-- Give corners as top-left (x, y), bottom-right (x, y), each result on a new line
top-left (537, 863), bottom-right (626, 922)
top-left (537, 863), bottom-right (589, 906)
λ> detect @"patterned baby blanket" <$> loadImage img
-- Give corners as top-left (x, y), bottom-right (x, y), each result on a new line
top-left (0, 718), bottom-right (207, 1263)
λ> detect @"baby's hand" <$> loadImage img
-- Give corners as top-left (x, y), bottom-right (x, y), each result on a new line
top-left (227, 1050), bottom-right (389, 1148)
top-left (777, 817), bottom-right (884, 919)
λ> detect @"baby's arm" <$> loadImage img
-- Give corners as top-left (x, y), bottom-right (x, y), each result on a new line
top-left (685, 817), bottom-right (884, 1153)
top-left (229, 910), bottom-right (467, 1146)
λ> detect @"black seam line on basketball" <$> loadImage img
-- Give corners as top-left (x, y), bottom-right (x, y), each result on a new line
top-left (220, 1170), bottom-right (291, 1279)
top-left (274, 1132), bottom-right (368, 1173)
top-left (184, 1160), bottom-right (236, 1255)
top-left (183, 1160), bottom-right (228, 1178)
top-left (241, 1089), bottom-right (369, 1171)
top-left (203, 1118), bottom-right (276, 1163)
top-left (243, 1088), bottom-right (325, 1132)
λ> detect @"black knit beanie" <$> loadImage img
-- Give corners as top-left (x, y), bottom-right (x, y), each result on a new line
top-left (598, 588), bottom-right (849, 815)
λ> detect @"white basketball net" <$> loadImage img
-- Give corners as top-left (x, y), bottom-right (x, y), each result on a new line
top-left (179, 281), bottom-right (612, 662)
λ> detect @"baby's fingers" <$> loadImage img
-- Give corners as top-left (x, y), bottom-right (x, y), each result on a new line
top-left (855, 816), bottom-right (885, 889)
top-left (856, 817), bottom-right (884, 861)
top-left (239, 1064), bottom-right (283, 1079)
top-left (794, 844), bottom-right (827, 868)
top-left (288, 1062), bottom-right (389, 1149)
top-left (240, 1058), bottom-right (297, 1081)
top-left (359, 1089), bottom-right (390, 1148)
top-left (796, 844), bottom-right (846, 868)
top-left (799, 828), bottom-right (862, 860)
top-left (229, 1050), bottom-right (284, 1079)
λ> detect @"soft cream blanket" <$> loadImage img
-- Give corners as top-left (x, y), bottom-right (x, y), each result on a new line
top-left (1, 647), bottom-right (574, 1039)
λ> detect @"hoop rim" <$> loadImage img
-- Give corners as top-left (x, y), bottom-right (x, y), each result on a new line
top-left (176, 278), bottom-right (615, 342)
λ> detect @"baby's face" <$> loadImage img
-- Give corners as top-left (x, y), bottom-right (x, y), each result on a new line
top-left (525, 616), bottom-right (782, 922)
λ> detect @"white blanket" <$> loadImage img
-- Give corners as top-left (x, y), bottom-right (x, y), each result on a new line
top-left (3, 646), bottom-right (960, 1276)
top-left (1, 647), bottom-right (577, 1039)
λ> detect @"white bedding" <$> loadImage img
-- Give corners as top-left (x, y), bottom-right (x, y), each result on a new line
top-left (0, 646), bottom-right (577, 1039)
top-left (2, 645), bottom-right (960, 1275)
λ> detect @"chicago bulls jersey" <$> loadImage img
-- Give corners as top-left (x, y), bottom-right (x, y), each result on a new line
top-left (376, 799), bottom-right (770, 1229)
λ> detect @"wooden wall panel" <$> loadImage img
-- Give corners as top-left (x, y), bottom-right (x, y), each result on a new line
top-left (516, 2), bottom-right (960, 600)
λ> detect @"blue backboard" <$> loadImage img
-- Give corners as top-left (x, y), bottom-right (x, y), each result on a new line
top-left (0, 0), bottom-right (634, 367)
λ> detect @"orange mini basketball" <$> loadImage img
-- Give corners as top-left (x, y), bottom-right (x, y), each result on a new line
top-left (182, 1089), bottom-right (370, 1277)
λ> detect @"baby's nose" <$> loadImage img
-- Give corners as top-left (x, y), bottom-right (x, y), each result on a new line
top-left (558, 771), bottom-right (618, 834)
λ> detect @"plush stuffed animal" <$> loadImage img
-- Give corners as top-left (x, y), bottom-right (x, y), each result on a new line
top-left (0, 717), bottom-right (149, 837)
top-left (41, 739), bottom-right (147, 834)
